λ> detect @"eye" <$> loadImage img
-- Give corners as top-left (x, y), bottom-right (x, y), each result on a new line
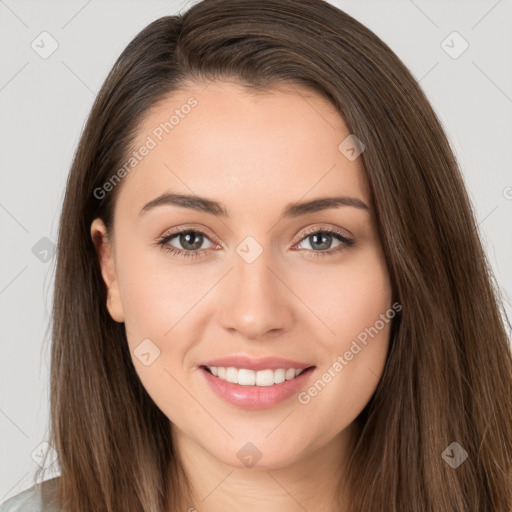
top-left (292, 227), bottom-right (355, 258)
top-left (156, 229), bottom-right (217, 259)
top-left (156, 226), bottom-right (355, 260)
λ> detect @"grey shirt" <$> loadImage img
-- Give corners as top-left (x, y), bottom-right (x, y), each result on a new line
top-left (0, 478), bottom-right (59, 512)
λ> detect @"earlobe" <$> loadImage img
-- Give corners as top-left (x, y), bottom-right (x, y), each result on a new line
top-left (90, 218), bottom-right (125, 323)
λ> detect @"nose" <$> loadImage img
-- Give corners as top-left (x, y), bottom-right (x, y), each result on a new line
top-left (217, 248), bottom-right (295, 341)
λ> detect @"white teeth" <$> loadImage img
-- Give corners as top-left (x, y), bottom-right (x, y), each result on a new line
top-left (274, 368), bottom-right (286, 384)
top-left (255, 369), bottom-right (274, 386)
top-left (205, 366), bottom-right (308, 386)
top-left (226, 367), bottom-right (238, 383)
top-left (238, 369), bottom-right (256, 386)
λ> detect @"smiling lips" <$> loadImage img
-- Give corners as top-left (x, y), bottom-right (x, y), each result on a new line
top-left (203, 366), bottom-right (306, 386)
top-left (198, 355), bottom-right (315, 409)
top-left (199, 355), bottom-right (313, 371)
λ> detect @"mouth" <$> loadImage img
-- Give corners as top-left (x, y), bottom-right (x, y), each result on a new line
top-left (197, 358), bottom-right (316, 410)
top-left (200, 364), bottom-right (315, 386)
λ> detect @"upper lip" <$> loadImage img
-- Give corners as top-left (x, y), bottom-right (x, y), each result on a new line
top-left (198, 355), bottom-right (314, 371)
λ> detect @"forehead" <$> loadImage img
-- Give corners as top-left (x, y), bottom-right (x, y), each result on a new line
top-left (116, 80), bottom-right (370, 218)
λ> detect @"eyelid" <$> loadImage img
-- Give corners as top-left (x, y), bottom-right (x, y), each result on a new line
top-left (156, 223), bottom-right (355, 259)
top-left (158, 223), bottom-right (352, 247)
top-left (159, 224), bottom-right (222, 247)
top-left (293, 224), bottom-right (353, 244)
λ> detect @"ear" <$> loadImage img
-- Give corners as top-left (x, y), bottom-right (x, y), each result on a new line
top-left (90, 218), bottom-right (125, 323)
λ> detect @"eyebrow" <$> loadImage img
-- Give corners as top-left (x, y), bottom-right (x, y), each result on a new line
top-left (139, 192), bottom-right (370, 218)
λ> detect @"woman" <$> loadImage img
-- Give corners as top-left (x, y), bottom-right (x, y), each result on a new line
top-left (2, 0), bottom-right (511, 510)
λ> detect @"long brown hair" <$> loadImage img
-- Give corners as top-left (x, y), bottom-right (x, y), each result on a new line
top-left (36, 0), bottom-right (512, 510)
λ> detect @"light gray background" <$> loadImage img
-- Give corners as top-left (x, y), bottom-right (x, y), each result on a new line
top-left (1, 0), bottom-right (511, 502)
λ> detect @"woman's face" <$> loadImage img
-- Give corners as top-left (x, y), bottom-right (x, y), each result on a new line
top-left (92, 80), bottom-right (393, 470)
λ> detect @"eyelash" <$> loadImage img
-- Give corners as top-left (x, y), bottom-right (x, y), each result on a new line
top-left (156, 226), bottom-right (356, 260)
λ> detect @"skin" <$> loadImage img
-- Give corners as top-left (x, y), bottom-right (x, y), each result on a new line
top-left (91, 80), bottom-right (392, 512)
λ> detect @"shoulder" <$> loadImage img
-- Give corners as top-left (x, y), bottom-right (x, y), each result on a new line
top-left (0, 478), bottom-right (59, 512)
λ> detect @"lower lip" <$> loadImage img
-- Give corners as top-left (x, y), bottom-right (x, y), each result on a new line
top-left (198, 366), bottom-right (315, 410)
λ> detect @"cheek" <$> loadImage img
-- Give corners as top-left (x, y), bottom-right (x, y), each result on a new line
top-left (334, 252), bottom-right (392, 382)
top-left (293, 247), bottom-right (392, 417)
top-left (114, 238), bottom-right (194, 336)
top-left (114, 243), bottom-right (192, 416)
top-left (333, 260), bottom-right (392, 343)
top-left (298, 245), bottom-right (392, 349)
top-left (114, 240), bottom-right (206, 397)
